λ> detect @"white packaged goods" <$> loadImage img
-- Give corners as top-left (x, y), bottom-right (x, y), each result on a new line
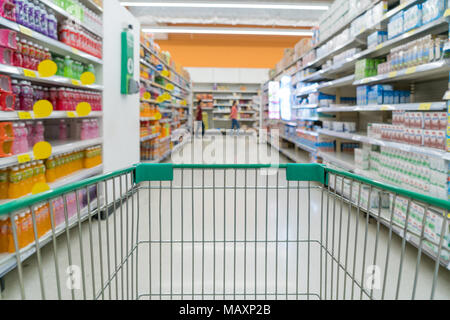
top-left (355, 148), bottom-right (370, 169)
top-left (403, 4), bottom-right (423, 32)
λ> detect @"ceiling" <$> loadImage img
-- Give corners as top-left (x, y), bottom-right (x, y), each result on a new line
top-left (121, 0), bottom-right (332, 28)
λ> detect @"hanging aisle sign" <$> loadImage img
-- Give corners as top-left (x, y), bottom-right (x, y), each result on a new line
top-left (121, 25), bottom-right (139, 95)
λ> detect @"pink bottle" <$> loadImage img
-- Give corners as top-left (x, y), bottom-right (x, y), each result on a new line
top-left (19, 122), bottom-right (28, 153)
top-left (49, 87), bottom-right (57, 108)
top-left (25, 121), bottom-right (33, 148)
top-left (80, 120), bottom-right (88, 140)
top-left (59, 120), bottom-right (67, 141)
top-left (11, 123), bottom-right (20, 155)
top-left (33, 121), bottom-right (44, 146)
top-left (19, 81), bottom-right (33, 111)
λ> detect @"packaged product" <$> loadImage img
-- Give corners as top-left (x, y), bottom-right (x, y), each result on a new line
top-left (403, 4), bottom-right (423, 32)
top-left (388, 12), bottom-right (404, 39)
top-left (422, 0), bottom-right (445, 25)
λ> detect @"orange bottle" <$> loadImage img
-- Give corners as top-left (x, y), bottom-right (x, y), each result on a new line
top-left (8, 166), bottom-right (21, 199)
top-left (31, 161), bottom-right (39, 189)
top-left (25, 210), bottom-right (34, 244)
top-left (0, 215), bottom-right (8, 253)
top-left (37, 160), bottom-right (46, 183)
top-left (18, 213), bottom-right (27, 248)
top-left (0, 168), bottom-right (9, 199)
top-left (8, 215), bottom-right (20, 253)
top-left (45, 157), bottom-right (56, 183)
top-left (25, 164), bottom-right (33, 195)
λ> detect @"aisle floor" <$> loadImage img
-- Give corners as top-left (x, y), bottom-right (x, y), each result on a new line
top-left (1, 136), bottom-right (449, 300)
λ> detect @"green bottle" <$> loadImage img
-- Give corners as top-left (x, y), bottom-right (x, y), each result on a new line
top-left (64, 55), bottom-right (73, 78)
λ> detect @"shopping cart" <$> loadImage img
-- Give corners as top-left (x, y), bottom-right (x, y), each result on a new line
top-left (0, 163), bottom-right (448, 300)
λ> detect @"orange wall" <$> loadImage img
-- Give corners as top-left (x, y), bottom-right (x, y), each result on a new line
top-left (156, 33), bottom-right (305, 69)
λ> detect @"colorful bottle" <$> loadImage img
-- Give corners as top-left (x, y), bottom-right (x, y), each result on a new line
top-left (8, 166), bottom-right (21, 199)
top-left (0, 168), bottom-right (9, 199)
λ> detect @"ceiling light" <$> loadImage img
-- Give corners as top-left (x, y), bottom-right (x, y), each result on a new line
top-left (142, 27), bottom-right (313, 36)
top-left (121, 1), bottom-right (329, 10)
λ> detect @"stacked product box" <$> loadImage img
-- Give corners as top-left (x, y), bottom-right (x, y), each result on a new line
top-left (354, 148), bottom-right (369, 169)
top-left (388, 0), bottom-right (446, 39)
top-left (355, 58), bottom-right (384, 80)
top-left (357, 85), bottom-right (410, 105)
top-left (367, 31), bottom-right (388, 48)
top-left (377, 35), bottom-right (447, 74)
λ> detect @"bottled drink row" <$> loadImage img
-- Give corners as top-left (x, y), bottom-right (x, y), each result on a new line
top-left (0, 119), bottom-right (100, 157)
top-left (0, 0), bottom-right (102, 58)
top-left (0, 74), bottom-right (102, 111)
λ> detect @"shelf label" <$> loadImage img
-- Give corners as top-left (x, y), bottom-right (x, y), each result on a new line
top-left (180, 100), bottom-right (187, 106)
top-left (380, 105), bottom-right (390, 111)
top-left (80, 72), bottom-right (96, 85)
top-left (375, 43), bottom-right (383, 50)
top-left (18, 111), bottom-right (32, 119)
top-left (71, 79), bottom-right (81, 86)
top-left (419, 103), bottom-right (432, 110)
top-left (405, 67), bottom-right (416, 74)
top-left (388, 71), bottom-right (397, 78)
top-left (161, 70), bottom-right (169, 77)
top-left (19, 26), bottom-right (33, 36)
top-left (143, 92), bottom-right (151, 100)
top-left (17, 154), bottom-right (31, 163)
top-left (445, 8), bottom-right (450, 17)
top-left (76, 102), bottom-right (92, 116)
top-left (23, 69), bottom-right (36, 78)
top-left (156, 95), bottom-right (165, 103)
top-left (33, 141), bottom-right (52, 160)
top-left (67, 111), bottom-right (77, 118)
top-left (360, 78), bottom-right (370, 84)
top-left (165, 83), bottom-right (175, 91)
top-left (71, 47), bottom-right (80, 55)
top-left (33, 100), bottom-right (53, 118)
top-left (31, 182), bottom-right (50, 195)
top-left (38, 60), bottom-right (57, 78)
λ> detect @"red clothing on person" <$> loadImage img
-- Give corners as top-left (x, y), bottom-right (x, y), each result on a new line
top-left (196, 105), bottom-right (203, 121)
top-left (230, 105), bottom-right (238, 120)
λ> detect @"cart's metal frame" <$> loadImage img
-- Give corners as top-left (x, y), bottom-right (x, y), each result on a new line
top-left (0, 164), bottom-right (448, 300)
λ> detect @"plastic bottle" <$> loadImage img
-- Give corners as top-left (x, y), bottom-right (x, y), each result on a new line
top-left (0, 215), bottom-right (9, 253)
top-left (20, 39), bottom-right (30, 69)
top-left (45, 156), bottom-right (56, 182)
top-left (24, 163), bottom-right (33, 194)
top-left (34, 121), bottom-right (44, 145)
top-left (13, 38), bottom-right (23, 68)
top-left (18, 212), bottom-right (27, 248)
top-left (0, 169), bottom-right (9, 199)
top-left (37, 160), bottom-right (46, 183)
top-left (27, 0), bottom-right (35, 31)
top-left (20, 122), bottom-right (28, 153)
top-left (59, 120), bottom-right (67, 141)
top-left (40, 4), bottom-right (48, 37)
top-left (21, 0), bottom-right (29, 28)
top-left (19, 81), bottom-right (33, 111)
top-left (47, 10), bottom-right (58, 40)
top-left (63, 56), bottom-right (73, 78)
top-left (33, 0), bottom-right (41, 33)
top-left (11, 80), bottom-right (21, 111)
top-left (15, 0), bottom-right (24, 25)
top-left (8, 166), bottom-right (21, 199)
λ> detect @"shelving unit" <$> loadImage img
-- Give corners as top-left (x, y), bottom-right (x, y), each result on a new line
top-left (261, 0), bottom-right (450, 268)
top-left (140, 33), bottom-right (193, 163)
top-left (193, 82), bottom-right (260, 132)
top-left (0, 0), bottom-right (105, 280)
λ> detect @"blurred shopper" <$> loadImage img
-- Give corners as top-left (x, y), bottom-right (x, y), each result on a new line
top-left (195, 99), bottom-right (205, 138)
top-left (230, 101), bottom-right (240, 135)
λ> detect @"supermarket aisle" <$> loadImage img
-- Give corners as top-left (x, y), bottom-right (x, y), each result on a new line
top-left (1, 137), bottom-right (449, 300)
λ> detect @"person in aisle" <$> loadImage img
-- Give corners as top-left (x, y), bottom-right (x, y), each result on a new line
top-left (230, 101), bottom-right (240, 135)
top-left (195, 99), bottom-right (205, 138)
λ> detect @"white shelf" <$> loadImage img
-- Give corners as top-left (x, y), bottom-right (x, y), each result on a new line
top-left (194, 90), bottom-right (258, 94)
top-left (0, 138), bottom-right (103, 169)
top-left (0, 111), bottom-right (102, 121)
top-left (279, 134), bottom-right (317, 154)
top-left (293, 104), bottom-right (319, 109)
top-left (0, 17), bottom-right (102, 65)
top-left (0, 64), bottom-right (103, 90)
top-left (296, 128), bottom-right (319, 137)
top-left (267, 138), bottom-right (309, 162)
top-left (317, 128), bottom-right (450, 159)
top-left (140, 44), bottom-right (191, 85)
top-left (353, 61), bottom-right (450, 86)
top-left (83, 0), bottom-right (103, 13)
top-left (140, 133), bottom-right (160, 142)
top-left (140, 60), bottom-right (190, 92)
top-left (318, 102), bottom-right (447, 113)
